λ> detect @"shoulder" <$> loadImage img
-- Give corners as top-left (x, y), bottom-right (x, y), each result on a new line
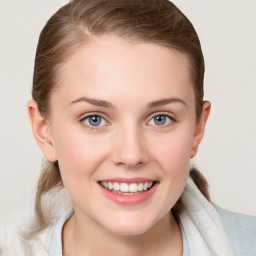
top-left (0, 223), bottom-right (54, 256)
top-left (0, 187), bottom-right (72, 256)
top-left (215, 205), bottom-right (256, 256)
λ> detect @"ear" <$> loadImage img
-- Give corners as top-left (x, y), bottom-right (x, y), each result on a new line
top-left (27, 100), bottom-right (57, 162)
top-left (190, 101), bottom-right (211, 158)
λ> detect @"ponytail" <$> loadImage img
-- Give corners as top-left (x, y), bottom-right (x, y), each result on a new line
top-left (172, 167), bottom-right (211, 218)
top-left (35, 161), bottom-right (63, 228)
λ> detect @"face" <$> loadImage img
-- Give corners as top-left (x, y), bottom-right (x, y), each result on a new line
top-left (31, 36), bottom-right (209, 236)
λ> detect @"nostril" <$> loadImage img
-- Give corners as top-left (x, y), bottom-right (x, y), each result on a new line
top-left (113, 156), bottom-right (146, 168)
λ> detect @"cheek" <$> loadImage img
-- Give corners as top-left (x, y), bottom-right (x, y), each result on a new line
top-left (149, 130), bottom-right (193, 175)
top-left (145, 130), bottom-right (193, 215)
top-left (53, 128), bottom-right (107, 182)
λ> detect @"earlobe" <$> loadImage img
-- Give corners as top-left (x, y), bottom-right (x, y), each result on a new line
top-left (190, 101), bottom-right (211, 158)
top-left (27, 100), bottom-right (57, 162)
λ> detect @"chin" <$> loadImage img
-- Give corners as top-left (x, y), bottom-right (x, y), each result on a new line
top-left (107, 224), bottom-right (152, 236)
top-left (101, 213), bottom-right (159, 236)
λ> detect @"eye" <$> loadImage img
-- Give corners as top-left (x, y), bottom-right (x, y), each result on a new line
top-left (148, 114), bottom-right (173, 126)
top-left (81, 115), bottom-right (107, 127)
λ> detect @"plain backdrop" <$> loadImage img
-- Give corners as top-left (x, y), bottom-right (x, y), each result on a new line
top-left (0, 0), bottom-right (255, 232)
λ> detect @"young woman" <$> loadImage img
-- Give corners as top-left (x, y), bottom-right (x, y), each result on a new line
top-left (2, 0), bottom-right (256, 255)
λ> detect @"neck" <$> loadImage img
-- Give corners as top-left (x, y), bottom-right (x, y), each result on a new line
top-left (62, 209), bottom-right (182, 256)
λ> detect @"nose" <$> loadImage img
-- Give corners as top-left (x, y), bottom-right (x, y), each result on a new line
top-left (111, 125), bottom-right (149, 169)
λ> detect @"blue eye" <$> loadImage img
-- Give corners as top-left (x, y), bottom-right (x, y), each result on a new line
top-left (148, 115), bottom-right (172, 126)
top-left (82, 115), bottom-right (107, 127)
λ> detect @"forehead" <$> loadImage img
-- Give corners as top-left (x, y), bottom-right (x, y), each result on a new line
top-left (53, 36), bottom-right (194, 107)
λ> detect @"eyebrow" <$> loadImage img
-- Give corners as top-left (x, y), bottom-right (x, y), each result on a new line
top-left (70, 97), bottom-right (114, 108)
top-left (70, 97), bottom-right (186, 109)
top-left (148, 98), bottom-right (187, 108)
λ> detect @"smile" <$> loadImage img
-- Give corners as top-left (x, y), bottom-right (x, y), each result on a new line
top-left (100, 181), bottom-right (154, 194)
top-left (98, 179), bottom-right (158, 205)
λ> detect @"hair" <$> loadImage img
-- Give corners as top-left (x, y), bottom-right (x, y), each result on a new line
top-left (32, 0), bottom-right (210, 227)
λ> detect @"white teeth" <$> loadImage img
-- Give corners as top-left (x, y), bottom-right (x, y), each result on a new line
top-left (101, 181), bottom-right (154, 193)
top-left (120, 183), bottom-right (129, 192)
top-left (143, 182), bottom-right (149, 191)
top-left (137, 183), bottom-right (144, 191)
top-left (102, 181), bottom-right (107, 188)
top-left (129, 183), bottom-right (138, 193)
top-left (113, 182), bottom-right (120, 191)
top-left (108, 182), bottom-right (114, 190)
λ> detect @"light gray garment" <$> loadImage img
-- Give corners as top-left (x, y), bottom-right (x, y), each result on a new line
top-left (214, 205), bottom-right (256, 256)
top-left (49, 206), bottom-right (256, 256)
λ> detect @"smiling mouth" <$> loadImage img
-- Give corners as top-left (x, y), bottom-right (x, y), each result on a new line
top-left (99, 181), bottom-right (156, 195)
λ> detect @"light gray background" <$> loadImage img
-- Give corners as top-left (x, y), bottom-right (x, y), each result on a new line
top-left (0, 0), bottom-right (255, 232)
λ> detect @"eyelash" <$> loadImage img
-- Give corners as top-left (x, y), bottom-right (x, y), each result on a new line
top-left (147, 112), bottom-right (176, 128)
top-left (79, 113), bottom-right (108, 130)
top-left (79, 112), bottom-right (176, 130)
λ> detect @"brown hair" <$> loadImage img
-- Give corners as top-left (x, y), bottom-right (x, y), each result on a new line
top-left (32, 0), bottom-right (209, 227)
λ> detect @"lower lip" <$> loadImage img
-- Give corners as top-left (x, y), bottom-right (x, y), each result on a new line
top-left (98, 182), bottom-right (158, 205)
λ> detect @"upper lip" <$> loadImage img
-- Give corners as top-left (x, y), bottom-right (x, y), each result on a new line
top-left (99, 177), bottom-right (157, 183)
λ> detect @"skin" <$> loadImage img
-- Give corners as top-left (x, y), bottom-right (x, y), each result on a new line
top-left (28, 36), bottom-right (210, 256)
